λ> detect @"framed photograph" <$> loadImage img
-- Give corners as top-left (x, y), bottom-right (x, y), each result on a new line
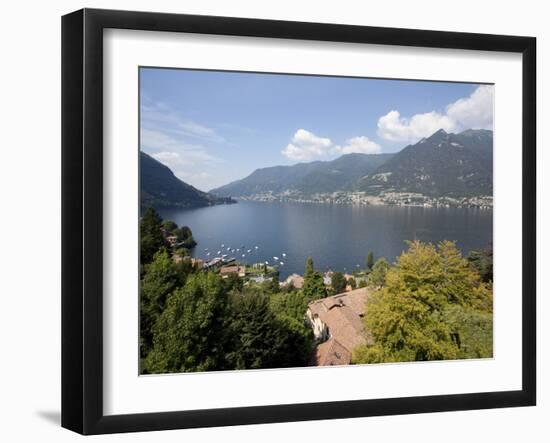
top-left (62, 8), bottom-right (536, 435)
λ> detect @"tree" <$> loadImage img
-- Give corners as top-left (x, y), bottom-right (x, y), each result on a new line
top-left (140, 250), bottom-right (179, 359)
top-left (366, 251), bottom-right (375, 271)
top-left (302, 257), bottom-right (327, 301)
top-left (348, 277), bottom-right (357, 290)
top-left (175, 225), bottom-right (197, 248)
top-left (353, 241), bottom-right (493, 364)
top-left (305, 257), bottom-right (314, 276)
top-left (467, 246), bottom-right (493, 283)
top-left (331, 271), bottom-right (347, 294)
top-left (162, 220), bottom-right (178, 232)
top-left (270, 290), bottom-right (309, 323)
top-left (224, 273), bottom-right (243, 293)
top-left (369, 257), bottom-right (390, 287)
top-left (140, 207), bottom-right (167, 265)
top-left (144, 272), bottom-right (228, 373)
top-left (444, 305), bottom-right (493, 359)
top-left (226, 293), bottom-right (311, 369)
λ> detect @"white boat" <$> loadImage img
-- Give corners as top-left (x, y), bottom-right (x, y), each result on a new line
top-left (280, 262), bottom-right (284, 265)
top-left (273, 256), bottom-right (279, 260)
top-left (282, 253), bottom-right (286, 257)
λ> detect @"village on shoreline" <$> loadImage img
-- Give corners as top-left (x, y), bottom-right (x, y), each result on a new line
top-left (237, 190), bottom-right (493, 209)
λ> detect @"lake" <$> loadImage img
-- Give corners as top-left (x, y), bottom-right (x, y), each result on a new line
top-left (158, 201), bottom-right (493, 279)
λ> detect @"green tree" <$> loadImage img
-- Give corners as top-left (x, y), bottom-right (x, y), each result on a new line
top-left (467, 247), bottom-right (493, 283)
top-left (269, 270), bottom-right (281, 293)
top-left (140, 207), bottom-right (167, 265)
top-left (140, 250), bottom-right (179, 358)
top-left (444, 305), bottom-right (493, 359)
top-left (366, 251), bottom-right (375, 271)
top-left (162, 220), bottom-right (178, 232)
top-left (331, 271), bottom-right (347, 294)
top-left (144, 272), bottom-right (228, 373)
top-left (353, 241), bottom-right (493, 364)
top-left (175, 225), bottom-right (197, 248)
top-left (224, 273), bottom-right (243, 293)
top-left (270, 290), bottom-right (309, 323)
top-left (302, 257), bottom-right (327, 301)
top-left (369, 257), bottom-right (390, 287)
top-left (348, 277), bottom-right (357, 290)
top-left (226, 293), bottom-right (311, 369)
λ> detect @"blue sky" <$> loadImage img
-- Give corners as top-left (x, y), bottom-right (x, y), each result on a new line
top-left (140, 68), bottom-right (493, 191)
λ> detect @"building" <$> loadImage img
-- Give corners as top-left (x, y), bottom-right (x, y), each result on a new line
top-left (219, 265), bottom-right (246, 278)
top-left (306, 287), bottom-right (372, 366)
top-left (323, 270), bottom-right (333, 286)
top-left (284, 273), bottom-right (304, 289)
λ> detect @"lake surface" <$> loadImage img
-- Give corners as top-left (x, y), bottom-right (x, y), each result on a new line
top-left (158, 201), bottom-right (493, 279)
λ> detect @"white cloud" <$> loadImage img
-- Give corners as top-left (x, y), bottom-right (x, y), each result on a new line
top-left (377, 110), bottom-right (456, 143)
top-left (377, 85), bottom-right (494, 143)
top-left (282, 129), bottom-right (334, 161)
top-left (141, 128), bottom-right (223, 191)
top-left (333, 136), bottom-right (381, 155)
top-left (446, 85), bottom-right (494, 130)
top-left (282, 130), bottom-right (383, 161)
top-left (141, 98), bottom-right (224, 143)
top-left (141, 129), bottom-right (220, 165)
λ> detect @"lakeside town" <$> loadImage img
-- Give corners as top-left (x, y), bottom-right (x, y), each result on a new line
top-left (140, 207), bottom-right (494, 372)
top-left (238, 190), bottom-right (493, 209)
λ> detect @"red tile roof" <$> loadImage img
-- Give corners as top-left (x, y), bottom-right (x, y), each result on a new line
top-left (308, 287), bottom-right (373, 364)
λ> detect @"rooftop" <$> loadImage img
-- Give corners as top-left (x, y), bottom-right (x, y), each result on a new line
top-left (308, 287), bottom-right (372, 360)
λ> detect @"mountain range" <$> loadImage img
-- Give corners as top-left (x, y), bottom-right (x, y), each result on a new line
top-left (140, 151), bottom-right (234, 210)
top-left (210, 153), bottom-right (394, 197)
top-left (210, 129), bottom-right (493, 199)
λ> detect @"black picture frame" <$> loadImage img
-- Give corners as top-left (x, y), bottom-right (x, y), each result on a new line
top-left (61, 8), bottom-right (536, 435)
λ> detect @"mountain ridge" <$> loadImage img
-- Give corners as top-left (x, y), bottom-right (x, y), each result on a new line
top-left (140, 151), bottom-right (235, 210)
top-left (210, 129), bottom-right (492, 199)
top-left (210, 152), bottom-right (394, 197)
top-left (357, 128), bottom-right (493, 197)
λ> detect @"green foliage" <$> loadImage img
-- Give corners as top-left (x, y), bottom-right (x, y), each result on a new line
top-left (268, 270), bottom-right (281, 293)
top-left (331, 271), bottom-right (347, 294)
top-left (140, 250), bottom-right (179, 358)
top-left (366, 251), bottom-right (375, 271)
top-left (140, 207), bottom-right (167, 265)
top-left (223, 273), bottom-right (244, 293)
top-left (226, 293), bottom-right (311, 369)
top-left (270, 290), bottom-right (309, 323)
top-left (467, 247), bottom-right (493, 283)
top-left (302, 257), bottom-right (327, 301)
top-left (443, 305), bottom-right (493, 359)
top-left (353, 241), bottom-right (493, 364)
top-left (348, 277), bottom-right (357, 290)
top-left (162, 220), bottom-right (178, 231)
top-left (143, 272), bottom-right (228, 373)
top-left (368, 257), bottom-right (390, 287)
top-left (174, 225), bottom-right (197, 248)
